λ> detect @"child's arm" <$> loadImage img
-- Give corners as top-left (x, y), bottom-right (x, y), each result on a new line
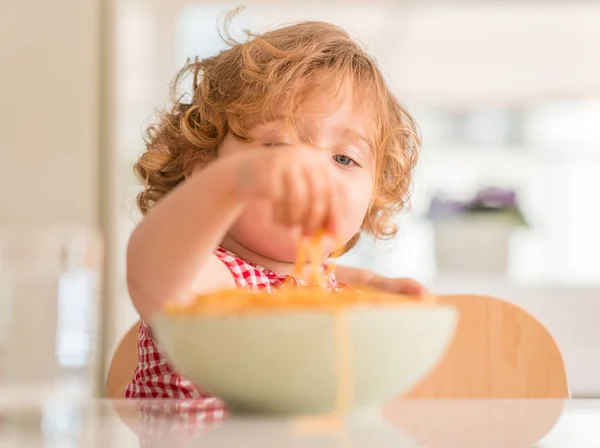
top-left (127, 145), bottom-right (346, 322)
top-left (335, 265), bottom-right (428, 296)
top-left (127, 156), bottom-right (244, 321)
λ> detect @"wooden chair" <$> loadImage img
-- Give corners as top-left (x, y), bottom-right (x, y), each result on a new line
top-left (383, 294), bottom-right (569, 448)
top-left (105, 320), bottom-right (140, 399)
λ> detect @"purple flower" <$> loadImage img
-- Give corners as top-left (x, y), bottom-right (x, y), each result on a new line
top-left (427, 187), bottom-right (528, 226)
top-left (471, 187), bottom-right (517, 209)
top-left (427, 196), bottom-right (468, 220)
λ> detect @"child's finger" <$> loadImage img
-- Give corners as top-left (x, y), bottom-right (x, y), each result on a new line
top-left (271, 165), bottom-right (287, 226)
top-left (302, 165), bottom-right (328, 236)
top-left (378, 277), bottom-right (429, 296)
top-left (398, 278), bottom-right (429, 296)
top-left (324, 178), bottom-right (342, 236)
top-left (282, 168), bottom-right (307, 227)
top-left (329, 177), bottom-right (348, 236)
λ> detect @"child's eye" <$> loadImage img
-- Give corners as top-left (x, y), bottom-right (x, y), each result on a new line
top-left (333, 154), bottom-right (356, 167)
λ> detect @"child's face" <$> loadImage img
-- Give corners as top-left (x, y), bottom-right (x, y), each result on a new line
top-left (218, 91), bottom-right (376, 262)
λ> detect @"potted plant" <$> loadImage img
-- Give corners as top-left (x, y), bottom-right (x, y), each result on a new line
top-left (427, 187), bottom-right (528, 276)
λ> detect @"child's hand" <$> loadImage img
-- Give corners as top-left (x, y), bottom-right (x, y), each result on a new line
top-left (367, 275), bottom-right (429, 296)
top-left (235, 145), bottom-right (347, 236)
top-left (334, 265), bottom-right (429, 297)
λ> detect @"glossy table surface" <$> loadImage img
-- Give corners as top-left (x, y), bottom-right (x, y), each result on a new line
top-left (1, 393), bottom-right (599, 447)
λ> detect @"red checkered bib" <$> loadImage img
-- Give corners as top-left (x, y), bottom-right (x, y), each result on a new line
top-left (125, 247), bottom-right (340, 422)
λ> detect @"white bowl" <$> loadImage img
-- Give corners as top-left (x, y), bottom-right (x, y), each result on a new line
top-left (151, 304), bottom-right (458, 415)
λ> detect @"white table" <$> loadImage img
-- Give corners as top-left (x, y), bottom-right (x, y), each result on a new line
top-left (1, 397), bottom-right (599, 447)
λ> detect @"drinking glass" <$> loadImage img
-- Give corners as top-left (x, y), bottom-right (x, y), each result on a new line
top-left (0, 225), bottom-right (103, 400)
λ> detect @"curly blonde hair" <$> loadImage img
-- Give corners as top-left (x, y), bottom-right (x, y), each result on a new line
top-left (135, 15), bottom-right (420, 251)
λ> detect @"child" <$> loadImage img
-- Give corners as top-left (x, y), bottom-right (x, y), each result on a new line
top-left (125, 17), bottom-right (425, 417)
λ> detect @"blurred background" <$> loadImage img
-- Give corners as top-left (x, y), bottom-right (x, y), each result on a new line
top-left (1, 0), bottom-right (599, 403)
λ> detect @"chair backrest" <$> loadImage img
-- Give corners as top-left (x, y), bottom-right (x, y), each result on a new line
top-left (384, 294), bottom-right (569, 448)
top-left (403, 294), bottom-right (569, 399)
top-left (105, 320), bottom-right (140, 398)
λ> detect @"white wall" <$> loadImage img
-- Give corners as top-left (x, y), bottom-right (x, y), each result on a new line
top-left (383, 2), bottom-right (600, 107)
top-left (0, 0), bottom-right (103, 394)
top-left (176, 1), bottom-right (600, 108)
top-left (0, 0), bottom-right (101, 226)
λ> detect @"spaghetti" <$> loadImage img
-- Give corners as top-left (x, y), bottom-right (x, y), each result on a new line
top-left (166, 233), bottom-right (432, 316)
